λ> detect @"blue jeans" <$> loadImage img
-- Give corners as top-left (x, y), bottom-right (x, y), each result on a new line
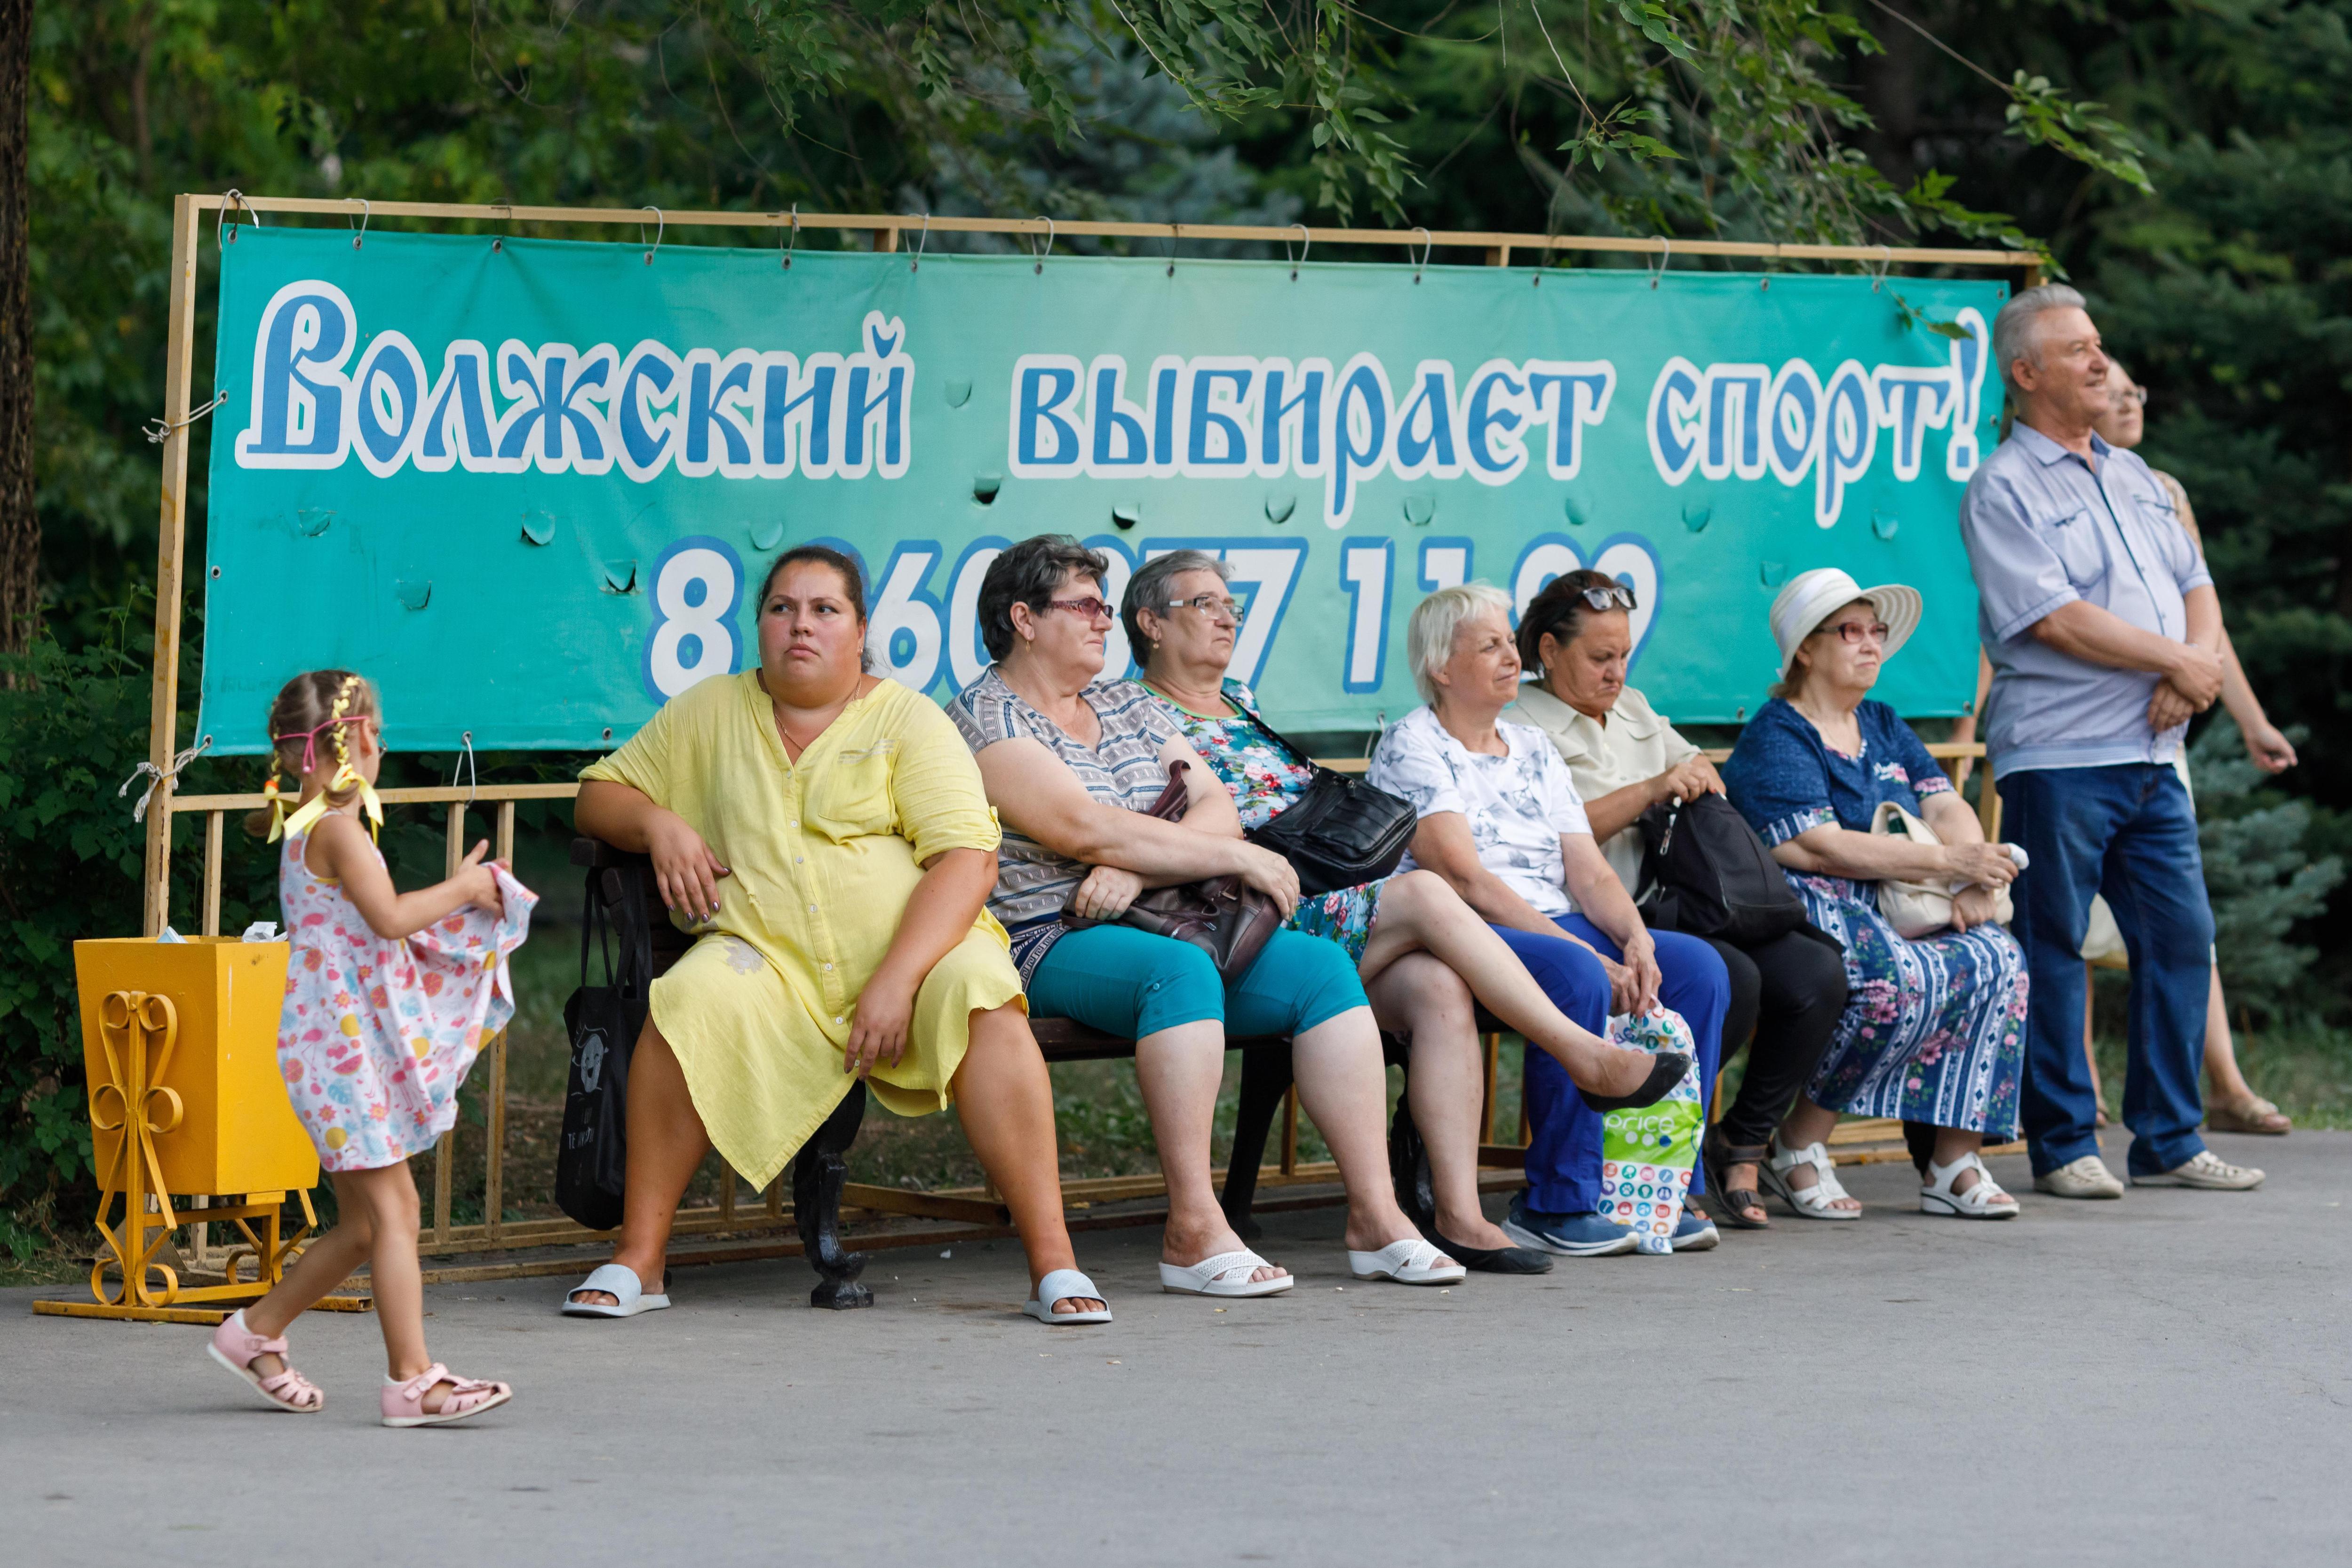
top-left (1489, 915), bottom-right (1729, 1215)
top-left (1999, 764), bottom-right (2212, 1177)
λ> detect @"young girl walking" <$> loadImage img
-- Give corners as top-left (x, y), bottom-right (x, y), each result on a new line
top-left (207, 670), bottom-right (535, 1426)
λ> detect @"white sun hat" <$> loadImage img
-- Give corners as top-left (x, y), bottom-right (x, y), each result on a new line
top-left (1769, 567), bottom-right (1923, 679)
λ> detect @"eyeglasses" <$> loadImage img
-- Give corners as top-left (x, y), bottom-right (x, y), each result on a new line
top-left (1043, 596), bottom-right (1115, 623)
top-left (1160, 594), bottom-right (1245, 625)
top-left (1825, 621), bottom-right (1891, 645)
top-left (2115, 386), bottom-right (2148, 407)
top-left (1573, 582), bottom-right (1637, 613)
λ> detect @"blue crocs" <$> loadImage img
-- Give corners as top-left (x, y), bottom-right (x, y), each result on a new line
top-left (1501, 1195), bottom-right (1638, 1257)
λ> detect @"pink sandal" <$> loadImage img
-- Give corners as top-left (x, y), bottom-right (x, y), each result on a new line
top-left (380, 1363), bottom-right (513, 1428)
top-left (206, 1309), bottom-right (325, 1413)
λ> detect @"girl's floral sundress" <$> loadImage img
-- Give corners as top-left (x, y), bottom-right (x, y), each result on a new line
top-left (1152, 678), bottom-right (1389, 963)
top-left (276, 824), bottom-right (536, 1171)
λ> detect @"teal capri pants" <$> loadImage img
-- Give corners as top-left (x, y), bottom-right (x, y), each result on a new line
top-left (1026, 925), bottom-right (1368, 1041)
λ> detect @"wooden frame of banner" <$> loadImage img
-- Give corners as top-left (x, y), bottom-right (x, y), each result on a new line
top-left (130, 195), bottom-right (2039, 1288)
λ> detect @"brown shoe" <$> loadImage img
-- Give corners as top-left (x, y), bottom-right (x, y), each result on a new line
top-left (2206, 1095), bottom-right (2291, 1136)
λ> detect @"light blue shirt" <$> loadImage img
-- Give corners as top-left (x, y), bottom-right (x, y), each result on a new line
top-left (1959, 423), bottom-right (2212, 780)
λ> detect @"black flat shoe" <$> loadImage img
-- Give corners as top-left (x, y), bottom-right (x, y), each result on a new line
top-left (1421, 1225), bottom-right (1553, 1274)
top-left (1578, 1051), bottom-right (1692, 1114)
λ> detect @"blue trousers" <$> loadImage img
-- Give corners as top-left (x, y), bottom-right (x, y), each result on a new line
top-left (1027, 924), bottom-right (1367, 1041)
top-left (1999, 763), bottom-right (2212, 1177)
top-left (1491, 915), bottom-right (1729, 1215)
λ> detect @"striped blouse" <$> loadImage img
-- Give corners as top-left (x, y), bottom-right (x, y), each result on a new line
top-left (947, 668), bottom-right (1180, 928)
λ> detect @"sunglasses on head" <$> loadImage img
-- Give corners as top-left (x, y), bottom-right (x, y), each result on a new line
top-left (1573, 582), bottom-right (1637, 613)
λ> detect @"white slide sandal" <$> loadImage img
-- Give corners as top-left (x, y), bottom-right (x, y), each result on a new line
top-left (1024, 1268), bottom-right (1113, 1324)
top-left (1760, 1139), bottom-right (1861, 1221)
top-left (1348, 1237), bottom-right (1467, 1286)
top-left (1921, 1152), bottom-right (2019, 1219)
top-left (560, 1263), bottom-right (671, 1318)
top-left (1159, 1249), bottom-right (1294, 1297)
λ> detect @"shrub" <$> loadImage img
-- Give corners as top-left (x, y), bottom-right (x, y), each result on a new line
top-left (2193, 721), bottom-right (2344, 1019)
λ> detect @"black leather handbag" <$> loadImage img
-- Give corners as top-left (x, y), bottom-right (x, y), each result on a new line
top-left (1228, 696), bottom-right (1417, 898)
top-left (1064, 762), bottom-right (1283, 981)
top-left (1634, 791), bottom-right (1812, 947)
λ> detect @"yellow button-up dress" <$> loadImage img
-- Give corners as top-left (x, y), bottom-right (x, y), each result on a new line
top-left (580, 673), bottom-right (1021, 1188)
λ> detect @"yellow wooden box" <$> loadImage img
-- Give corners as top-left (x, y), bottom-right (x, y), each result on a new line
top-left (73, 937), bottom-right (319, 1195)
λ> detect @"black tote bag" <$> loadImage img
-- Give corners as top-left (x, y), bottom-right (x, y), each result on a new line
top-left (555, 884), bottom-right (640, 1232)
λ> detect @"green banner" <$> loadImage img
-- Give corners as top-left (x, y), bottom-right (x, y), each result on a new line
top-left (196, 227), bottom-right (2006, 754)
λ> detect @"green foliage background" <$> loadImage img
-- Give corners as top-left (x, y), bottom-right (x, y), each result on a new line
top-left (7, 0), bottom-right (2346, 1241)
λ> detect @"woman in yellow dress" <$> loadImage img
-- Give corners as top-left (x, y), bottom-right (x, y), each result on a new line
top-left (562, 546), bottom-right (1104, 1323)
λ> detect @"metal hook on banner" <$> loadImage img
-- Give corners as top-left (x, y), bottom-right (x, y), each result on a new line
top-left (144, 386), bottom-right (230, 446)
top-left (1648, 237), bottom-right (1673, 290)
top-left (641, 206), bottom-right (665, 265)
top-left (216, 190), bottom-right (263, 250)
top-left (1870, 244), bottom-right (1894, 292)
top-left (452, 732), bottom-right (477, 805)
top-left (1164, 222), bottom-right (1181, 278)
top-left (118, 736), bottom-right (212, 824)
top-left (348, 198), bottom-right (370, 249)
top-left (909, 212), bottom-right (930, 272)
top-left (1285, 223), bottom-right (1310, 282)
top-left (780, 204), bottom-right (799, 270)
top-left (491, 202), bottom-right (514, 253)
top-left (1410, 228), bottom-right (1432, 284)
top-left (1029, 216), bottom-right (1054, 275)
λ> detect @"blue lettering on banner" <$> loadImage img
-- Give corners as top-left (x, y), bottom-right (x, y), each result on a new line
top-left (643, 535), bottom-right (745, 700)
top-left (236, 294), bottom-right (916, 485)
top-left (1339, 539), bottom-right (1394, 694)
top-left (229, 274), bottom-right (1986, 532)
top-left (1417, 537), bottom-right (1474, 593)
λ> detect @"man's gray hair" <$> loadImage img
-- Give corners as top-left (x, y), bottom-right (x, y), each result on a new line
top-left (1992, 282), bottom-right (2090, 397)
top-left (1406, 582), bottom-right (1514, 705)
top-left (1120, 549), bottom-right (1231, 660)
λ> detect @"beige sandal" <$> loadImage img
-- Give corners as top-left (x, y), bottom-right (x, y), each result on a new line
top-left (2207, 1095), bottom-right (2291, 1136)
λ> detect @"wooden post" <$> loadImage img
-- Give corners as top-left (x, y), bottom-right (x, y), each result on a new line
top-left (872, 225), bottom-right (898, 253)
top-left (431, 803), bottom-right (464, 1244)
top-left (200, 811), bottom-right (224, 937)
top-left (1485, 246), bottom-right (1510, 267)
top-left (142, 195), bottom-right (202, 937)
top-left (483, 800), bottom-right (515, 1243)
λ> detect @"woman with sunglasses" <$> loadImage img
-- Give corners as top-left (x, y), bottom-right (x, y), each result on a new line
top-left (949, 534), bottom-right (1492, 1295)
top-left (1127, 551), bottom-right (1688, 1272)
top-left (1507, 570), bottom-right (1849, 1232)
top-left (1721, 569), bottom-right (2030, 1220)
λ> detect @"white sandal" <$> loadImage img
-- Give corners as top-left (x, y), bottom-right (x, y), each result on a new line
top-left (1921, 1152), bottom-right (2019, 1219)
top-left (1024, 1268), bottom-right (1113, 1324)
top-left (1158, 1249), bottom-right (1293, 1297)
top-left (1347, 1237), bottom-right (1467, 1286)
top-left (560, 1263), bottom-right (671, 1318)
top-left (1760, 1138), bottom-right (1861, 1221)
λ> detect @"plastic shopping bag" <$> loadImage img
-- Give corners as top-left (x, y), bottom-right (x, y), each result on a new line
top-left (1597, 1007), bottom-right (1704, 1255)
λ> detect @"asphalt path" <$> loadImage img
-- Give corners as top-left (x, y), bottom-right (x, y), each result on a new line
top-left (5, 1128), bottom-right (2346, 1567)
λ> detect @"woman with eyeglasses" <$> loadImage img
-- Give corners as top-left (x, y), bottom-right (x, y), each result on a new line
top-left (1506, 569), bottom-right (1849, 1232)
top-left (1721, 568), bottom-right (2030, 1220)
top-left (949, 533), bottom-right (1550, 1295)
top-left (1126, 551), bottom-right (1687, 1272)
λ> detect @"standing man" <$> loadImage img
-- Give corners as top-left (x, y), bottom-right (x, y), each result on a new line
top-left (1958, 283), bottom-right (2264, 1198)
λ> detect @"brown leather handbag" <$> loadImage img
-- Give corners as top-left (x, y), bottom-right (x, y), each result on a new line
top-left (1061, 761), bottom-right (1283, 981)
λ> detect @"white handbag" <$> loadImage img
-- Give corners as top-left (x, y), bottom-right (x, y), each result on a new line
top-left (1869, 800), bottom-right (2013, 939)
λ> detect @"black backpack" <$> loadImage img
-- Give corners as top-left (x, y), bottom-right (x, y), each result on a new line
top-left (1635, 791), bottom-right (1812, 947)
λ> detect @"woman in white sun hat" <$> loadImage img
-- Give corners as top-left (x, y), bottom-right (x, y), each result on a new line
top-left (1722, 568), bottom-right (2031, 1221)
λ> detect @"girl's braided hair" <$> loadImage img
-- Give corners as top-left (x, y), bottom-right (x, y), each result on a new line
top-left (244, 670), bottom-right (380, 838)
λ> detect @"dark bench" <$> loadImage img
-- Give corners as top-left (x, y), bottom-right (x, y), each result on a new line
top-left (572, 836), bottom-right (1441, 1307)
